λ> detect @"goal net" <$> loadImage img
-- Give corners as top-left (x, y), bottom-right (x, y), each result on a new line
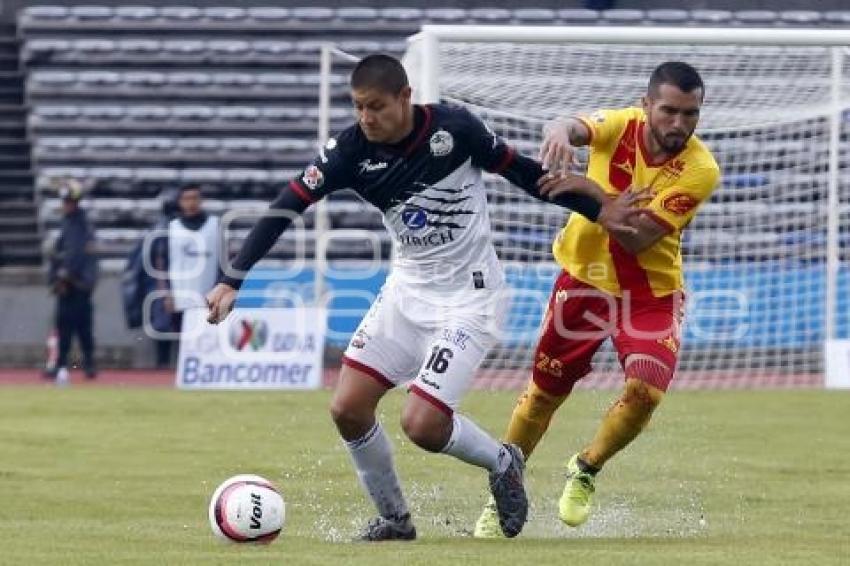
top-left (402, 26), bottom-right (850, 387)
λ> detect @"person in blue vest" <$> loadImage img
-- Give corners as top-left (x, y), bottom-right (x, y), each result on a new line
top-left (47, 180), bottom-right (98, 379)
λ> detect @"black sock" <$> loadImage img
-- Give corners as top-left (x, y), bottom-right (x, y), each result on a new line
top-left (576, 456), bottom-right (600, 476)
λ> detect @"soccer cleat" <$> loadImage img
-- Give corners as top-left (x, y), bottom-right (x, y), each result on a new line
top-left (358, 514), bottom-right (417, 542)
top-left (473, 496), bottom-right (505, 539)
top-left (558, 453), bottom-right (596, 527)
top-left (488, 443), bottom-right (528, 538)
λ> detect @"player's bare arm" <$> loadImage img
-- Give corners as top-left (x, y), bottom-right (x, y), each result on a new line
top-left (539, 117), bottom-right (591, 172)
top-left (607, 200), bottom-right (670, 255)
top-left (537, 172), bottom-right (650, 237)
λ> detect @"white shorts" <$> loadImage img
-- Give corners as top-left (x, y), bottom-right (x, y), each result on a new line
top-left (341, 278), bottom-right (504, 414)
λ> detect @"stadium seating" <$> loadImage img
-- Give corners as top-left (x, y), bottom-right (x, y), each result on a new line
top-left (19, 5), bottom-right (844, 268)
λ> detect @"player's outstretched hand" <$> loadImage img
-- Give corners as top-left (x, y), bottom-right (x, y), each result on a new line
top-left (539, 118), bottom-right (580, 173)
top-left (206, 283), bottom-right (237, 325)
top-left (597, 189), bottom-right (653, 237)
top-left (538, 170), bottom-right (604, 201)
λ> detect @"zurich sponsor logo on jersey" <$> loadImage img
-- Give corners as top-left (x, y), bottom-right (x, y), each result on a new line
top-left (401, 206), bottom-right (427, 230)
top-left (429, 129), bottom-right (454, 157)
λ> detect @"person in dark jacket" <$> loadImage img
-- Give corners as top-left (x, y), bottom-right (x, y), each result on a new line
top-left (47, 181), bottom-right (98, 379)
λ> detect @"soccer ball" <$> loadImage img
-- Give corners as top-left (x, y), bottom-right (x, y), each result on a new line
top-left (208, 474), bottom-right (285, 544)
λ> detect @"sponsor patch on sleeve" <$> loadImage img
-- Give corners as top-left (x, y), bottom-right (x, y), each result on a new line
top-left (301, 165), bottom-right (324, 191)
top-left (661, 193), bottom-right (700, 215)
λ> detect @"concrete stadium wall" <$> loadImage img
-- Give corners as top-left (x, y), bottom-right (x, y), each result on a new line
top-left (0, 275), bottom-right (154, 368)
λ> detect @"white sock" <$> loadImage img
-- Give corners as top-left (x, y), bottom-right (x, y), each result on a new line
top-left (345, 421), bottom-right (410, 522)
top-left (441, 413), bottom-right (511, 473)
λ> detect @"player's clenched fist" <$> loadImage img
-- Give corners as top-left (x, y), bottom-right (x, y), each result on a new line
top-left (205, 282), bottom-right (237, 325)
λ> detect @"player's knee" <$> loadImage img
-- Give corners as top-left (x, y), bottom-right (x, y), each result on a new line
top-left (329, 396), bottom-right (370, 437)
top-left (517, 383), bottom-right (565, 424)
top-left (400, 404), bottom-right (450, 452)
top-left (622, 377), bottom-right (664, 415)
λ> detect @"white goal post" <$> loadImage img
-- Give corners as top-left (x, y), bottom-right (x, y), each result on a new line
top-left (400, 26), bottom-right (850, 387)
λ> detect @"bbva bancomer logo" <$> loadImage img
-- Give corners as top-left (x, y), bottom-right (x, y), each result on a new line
top-left (229, 318), bottom-right (269, 352)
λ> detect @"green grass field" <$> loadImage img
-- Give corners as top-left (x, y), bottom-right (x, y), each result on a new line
top-left (0, 386), bottom-right (847, 565)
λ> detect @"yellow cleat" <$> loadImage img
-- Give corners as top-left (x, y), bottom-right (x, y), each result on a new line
top-left (558, 454), bottom-right (595, 527)
top-left (473, 497), bottom-right (505, 539)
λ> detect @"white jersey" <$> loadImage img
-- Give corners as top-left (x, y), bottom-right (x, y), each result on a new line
top-left (168, 215), bottom-right (220, 312)
top-left (288, 103), bottom-right (530, 299)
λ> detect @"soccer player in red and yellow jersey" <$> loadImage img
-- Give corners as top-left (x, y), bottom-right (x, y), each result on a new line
top-left (474, 62), bottom-right (720, 537)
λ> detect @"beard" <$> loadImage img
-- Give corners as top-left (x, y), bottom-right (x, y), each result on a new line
top-left (650, 124), bottom-right (692, 154)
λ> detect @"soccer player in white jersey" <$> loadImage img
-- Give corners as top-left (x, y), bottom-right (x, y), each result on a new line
top-left (206, 54), bottom-right (640, 541)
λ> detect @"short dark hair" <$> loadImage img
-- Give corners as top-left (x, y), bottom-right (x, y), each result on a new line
top-left (648, 62), bottom-right (704, 99)
top-left (350, 54), bottom-right (409, 94)
top-left (178, 183), bottom-right (202, 195)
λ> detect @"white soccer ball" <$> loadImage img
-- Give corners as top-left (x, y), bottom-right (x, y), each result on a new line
top-left (208, 474), bottom-right (285, 544)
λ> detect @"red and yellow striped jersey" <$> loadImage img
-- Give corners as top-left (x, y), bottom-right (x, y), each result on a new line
top-left (553, 107), bottom-right (720, 298)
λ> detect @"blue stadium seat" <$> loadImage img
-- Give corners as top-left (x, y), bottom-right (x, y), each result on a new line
top-left (212, 73), bottom-right (254, 87)
top-left (225, 169), bottom-right (270, 183)
top-left (255, 74), bottom-right (299, 89)
top-left (380, 8), bottom-right (423, 23)
top-left (217, 106), bottom-right (260, 122)
top-left (469, 8), bottom-right (512, 24)
top-left (117, 39), bottom-right (161, 56)
top-left (294, 41), bottom-right (324, 55)
top-left (180, 168), bottom-right (225, 183)
top-left (22, 39), bottom-right (70, 62)
top-left (131, 137), bottom-right (175, 152)
top-left (134, 167), bottom-right (180, 182)
top-left (253, 41), bottom-right (294, 56)
top-left (601, 9), bottom-right (645, 24)
top-left (171, 106), bottom-right (214, 121)
top-left (260, 107), bottom-right (303, 121)
top-left (22, 6), bottom-right (69, 21)
top-left (73, 39), bottom-right (116, 55)
top-left (291, 7), bottom-right (334, 23)
top-left (78, 71), bottom-right (121, 87)
top-left (336, 7), bottom-right (379, 23)
top-left (162, 39), bottom-right (205, 56)
top-left (424, 8), bottom-right (468, 23)
top-left (87, 137), bottom-right (128, 151)
top-left (208, 40), bottom-right (251, 57)
top-left (221, 138), bottom-right (265, 154)
top-left (89, 167), bottom-right (133, 181)
top-left (127, 106), bottom-right (170, 121)
top-left (690, 10), bottom-right (733, 25)
top-left (514, 8), bottom-right (556, 25)
top-left (34, 105), bottom-right (80, 121)
top-left (166, 72), bottom-right (210, 87)
top-left (824, 11), bottom-right (850, 25)
top-left (203, 7), bottom-right (246, 22)
top-left (646, 9), bottom-right (689, 25)
top-left (556, 8), bottom-right (600, 24)
top-left (159, 7), bottom-right (201, 21)
top-left (266, 139), bottom-right (312, 153)
top-left (30, 71), bottom-right (77, 88)
top-left (779, 11), bottom-right (822, 26)
top-left (733, 10), bottom-right (779, 26)
top-left (125, 71), bottom-right (167, 87)
top-left (247, 7), bottom-right (290, 22)
top-left (114, 6), bottom-right (157, 22)
top-left (70, 6), bottom-right (113, 21)
top-left (80, 105), bottom-right (125, 121)
top-left (177, 139), bottom-right (220, 153)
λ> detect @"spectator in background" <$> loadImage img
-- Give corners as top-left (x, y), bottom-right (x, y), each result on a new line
top-left (47, 180), bottom-right (98, 379)
top-left (146, 189), bottom-right (178, 367)
top-left (156, 184), bottom-right (221, 366)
